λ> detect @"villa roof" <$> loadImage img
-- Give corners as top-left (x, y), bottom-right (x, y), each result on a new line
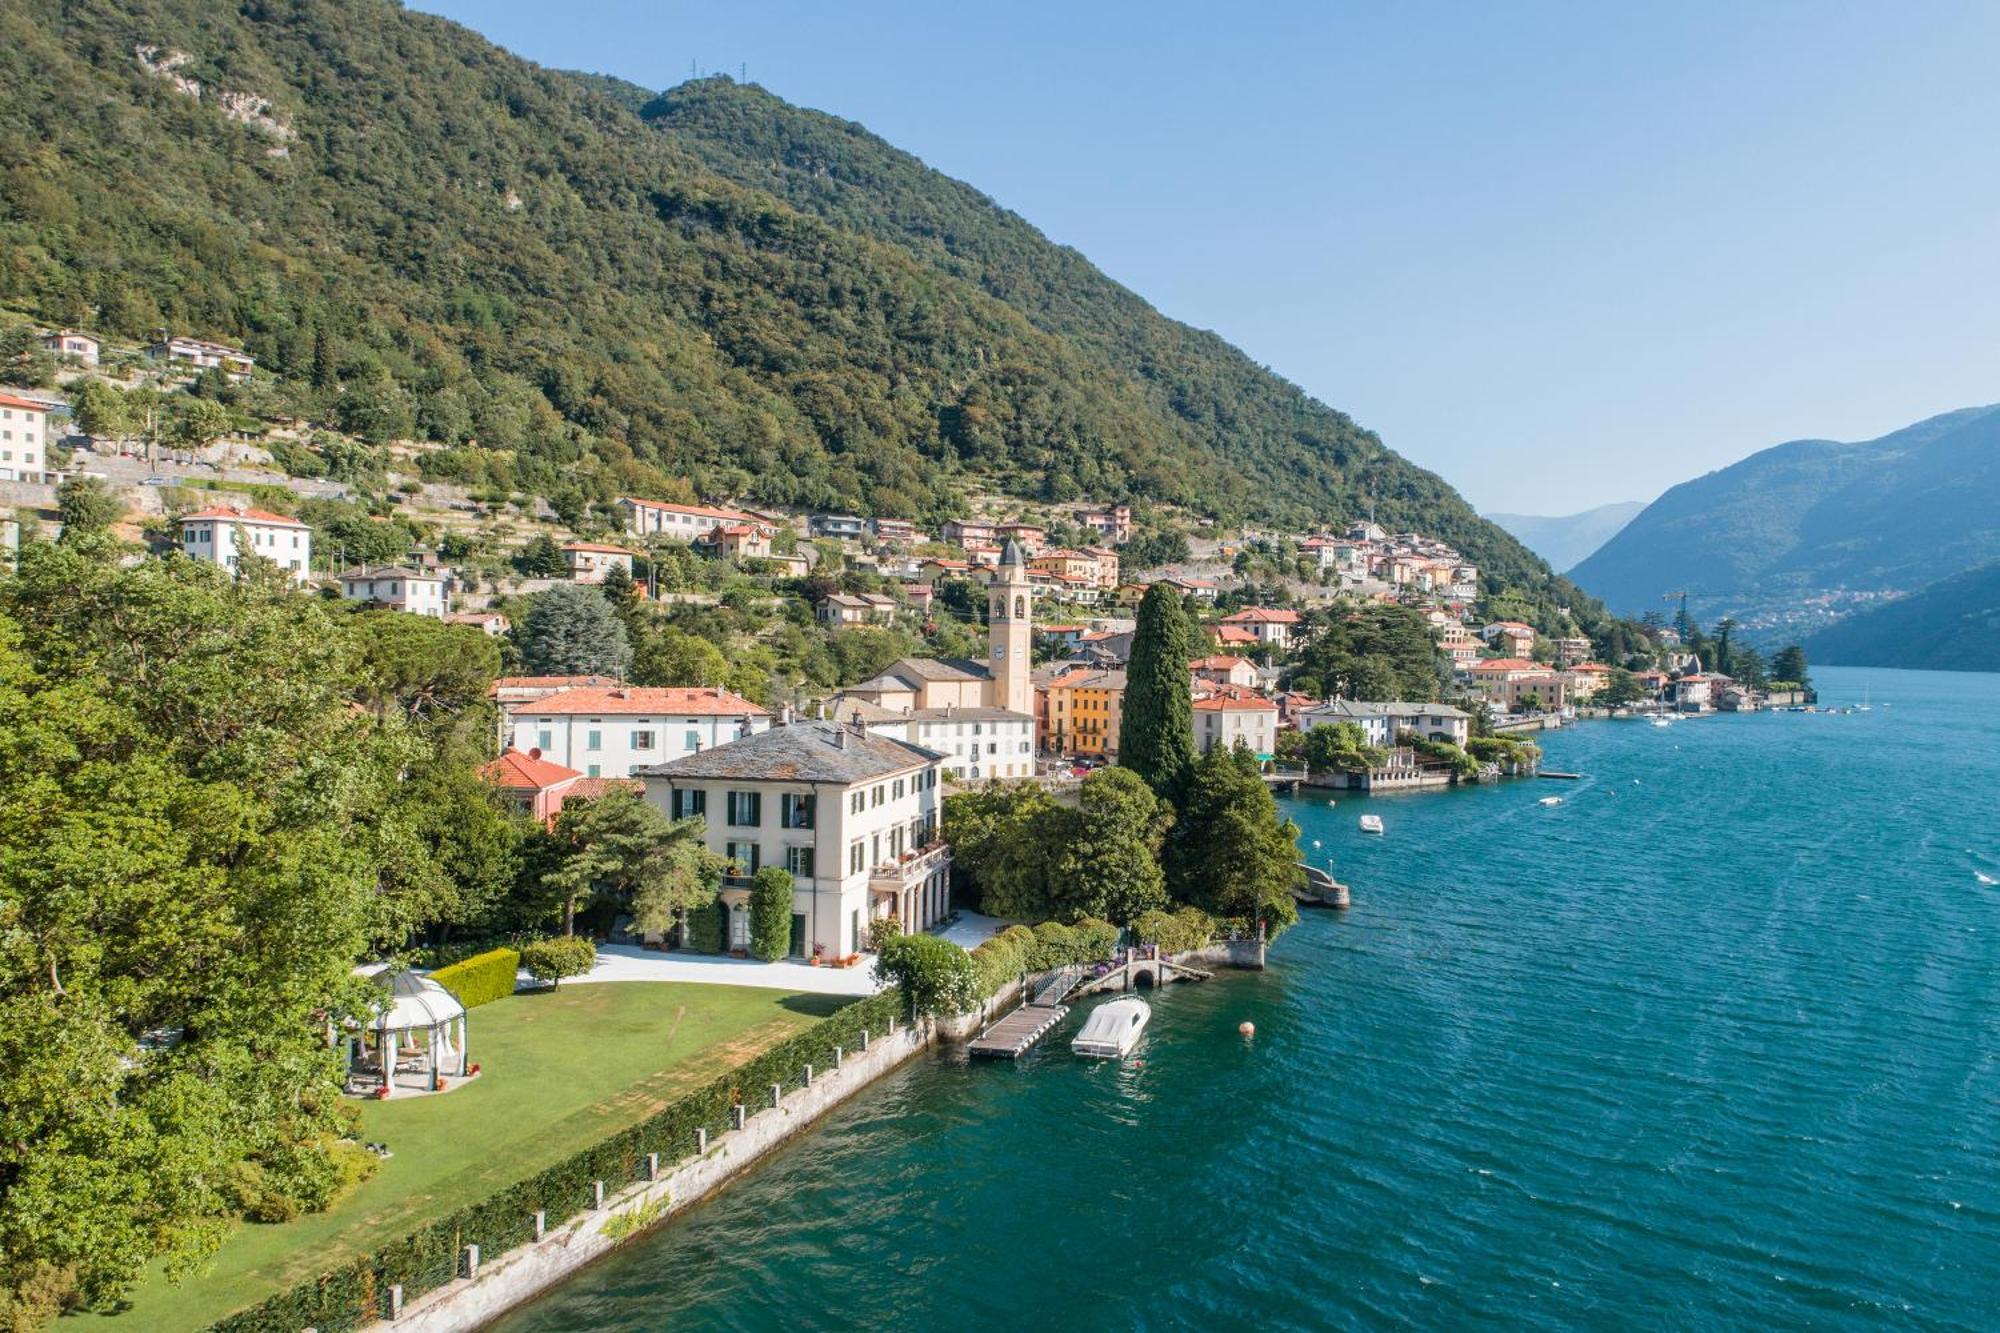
top-left (479, 747), bottom-right (582, 791)
top-left (180, 505), bottom-right (307, 528)
top-left (1468, 657), bottom-right (1539, 672)
top-left (564, 776), bottom-right (643, 801)
top-left (1210, 625), bottom-right (1259, 644)
top-left (618, 496), bottom-right (761, 521)
top-left (0, 392), bottom-right (53, 411)
top-left (1194, 694), bottom-right (1278, 712)
top-left (513, 686), bottom-right (768, 717)
top-left (1221, 607), bottom-right (1301, 624)
top-left (339, 565), bottom-right (440, 581)
top-left (1190, 655), bottom-right (1254, 671)
top-left (638, 721), bottom-right (942, 783)
top-left (490, 674), bottom-right (617, 694)
top-left (561, 541), bottom-right (636, 555)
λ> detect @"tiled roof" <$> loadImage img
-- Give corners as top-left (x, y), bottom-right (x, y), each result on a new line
top-left (1221, 607), bottom-right (1301, 624)
top-left (562, 541), bottom-right (636, 555)
top-left (884, 657), bottom-right (990, 683)
top-left (339, 566), bottom-right (440, 581)
top-left (180, 505), bottom-right (307, 527)
top-left (619, 496), bottom-right (760, 521)
top-left (564, 776), bottom-right (643, 801)
top-left (1190, 655), bottom-right (1254, 670)
top-left (513, 686), bottom-right (768, 716)
top-left (638, 721), bottom-right (941, 783)
top-left (1210, 626), bottom-right (1259, 644)
top-left (0, 392), bottom-right (53, 411)
top-left (479, 748), bottom-right (582, 790)
top-left (1194, 694), bottom-right (1278, 712)
top-left (1468, 658), bottom-right (1539, 672)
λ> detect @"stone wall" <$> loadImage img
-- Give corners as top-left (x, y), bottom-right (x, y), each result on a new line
top-left (378, 1018), bottom-right (932, 1333)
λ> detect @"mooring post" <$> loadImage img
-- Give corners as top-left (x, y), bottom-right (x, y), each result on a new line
top-left (731, 1104), bottom-right (746, 1131)
top-left (696, 1126), bottom-right (708, 1153)
top-left (388, 1284), bottom-right (404, 1320)
top-left (833, 1045), bottom-right (844, 1068)
top-left (646, 1152), bottom-right (660, 1181)
top-left (592, 1180), bottom-right (605, 1209)
top-left (532, 1209), bottom-right (545, 1241)
top-left (803, 1063), bottom-right (814, 1087)
top-left (859, 1028), bottom-right (870, 1051)
top-left (768, 1082), bottom-right (781, 1108)
top-left (462, 1244), bottom-right (479, 1281)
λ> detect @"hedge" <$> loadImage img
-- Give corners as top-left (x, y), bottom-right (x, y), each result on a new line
top-left (518, 936), bottom-right (596, 987)
top-left (208, 987), bottom-right (905, 1333)
top-left (685, 899), bottom-right (724, 954)
top-left (748, 867), bottom-right (793, 961)
top-left (1131, 906), bottom-right (1217, 955)
top-left (428, 948), bottom-right (520, 1010)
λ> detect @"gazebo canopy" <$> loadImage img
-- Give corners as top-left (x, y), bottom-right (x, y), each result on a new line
top-left (374, 969), bottom-right (465, 1033)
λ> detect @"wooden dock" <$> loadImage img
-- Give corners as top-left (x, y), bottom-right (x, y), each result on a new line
top-left (967, 1001), bottom-right (1070, 1059)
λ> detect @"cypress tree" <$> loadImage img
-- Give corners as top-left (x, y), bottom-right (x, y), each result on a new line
top-left (1121, 583), bottom-right (1196, 800)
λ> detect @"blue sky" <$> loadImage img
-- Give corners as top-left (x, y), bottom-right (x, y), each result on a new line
top-left (418, 1), bottom-right (2000, 515)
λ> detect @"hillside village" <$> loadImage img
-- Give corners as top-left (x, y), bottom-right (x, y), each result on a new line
top-left (1, 321), bottom-right (1769, 810)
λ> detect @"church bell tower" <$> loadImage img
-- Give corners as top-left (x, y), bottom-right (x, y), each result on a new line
top-left (988, 539), bottom-right (1033, 715)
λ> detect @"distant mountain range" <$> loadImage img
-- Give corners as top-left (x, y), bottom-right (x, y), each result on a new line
top-left (1804, 562), bottom-right (2000, 671)
top-left (1568, 405), bottom-right (2000, 657)
top-left (1485, 502), bottom-right (1647, 574)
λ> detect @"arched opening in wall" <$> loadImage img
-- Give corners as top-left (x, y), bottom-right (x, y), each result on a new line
top-left (1014, 595), bottom-right (1026, 619)
top-left (1133, 968), bottom-right (1156, 989)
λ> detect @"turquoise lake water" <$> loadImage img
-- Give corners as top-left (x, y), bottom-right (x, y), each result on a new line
top-left (496, 666), bottom-right (2000, 1330)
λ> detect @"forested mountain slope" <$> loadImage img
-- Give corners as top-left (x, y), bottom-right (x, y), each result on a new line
top-left (0, 0), bottom-right (1584, 615)
top-left (1569, 406), bottom-right (2000, 637)
top-left (1804, 561), bottom-right (2000, 671)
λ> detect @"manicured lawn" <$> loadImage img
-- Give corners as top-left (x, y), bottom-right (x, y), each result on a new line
top-left (96, 982), bottom-right (846, 1332)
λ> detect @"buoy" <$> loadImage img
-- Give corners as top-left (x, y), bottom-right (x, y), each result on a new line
top-left (1238, 1021), bottom-right (1256, 1038)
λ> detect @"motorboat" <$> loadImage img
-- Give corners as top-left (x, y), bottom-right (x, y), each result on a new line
top-left (1650, 715), bottom-right (1674, 727)
top-left (1359, 814), bottom-right (1384, 834)
top-left (1071, 998), bottom-right (1150, 1059)
top-left (1537, 796), bottom-right (1562, 807)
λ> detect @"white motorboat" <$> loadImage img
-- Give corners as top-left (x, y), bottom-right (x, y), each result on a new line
top-left (1071, 998), bottom-right (1150, 1059)
top-left (1538, 796), bottom-right (1562, 807)
top-left (1650, 715), bottom-right (1674, 728)
top-left (1359, 814), bottom-right (1384, 834)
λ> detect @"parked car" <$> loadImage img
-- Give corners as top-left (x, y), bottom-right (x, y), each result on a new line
top-left (140, 476), bottom-right (171, 486)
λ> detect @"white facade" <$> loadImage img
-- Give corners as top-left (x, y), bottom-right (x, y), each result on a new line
top-left (1301, 700), bottom-right (1472, 747)
top-left (640, 722), bottom-right (951, 958)
top-left (862, 709), bottom-right (1035, 783)
top-left (504, 686), bottom-right (771, 779)
top-left (42, 331), bottom-right (100, 365)
top-left (339, 567), bottom-right (449, 616)
top-left (1193, 700), bottom-right (1278, 756)
top-left (178, 507), bottom-right (312, 583)
top-left (0, 394), bottom-right (49, 482)
top-left (618, 496), bottom-right (772, 540)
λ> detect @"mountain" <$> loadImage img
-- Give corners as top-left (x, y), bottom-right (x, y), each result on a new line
top-left (1485, 501), bottom-right (1646, 573)
top-left (1803, 562), bottom-right (2000, 672)
top-left (0, 0), bottom-right (1592, 621)
top-left (1568, 405), bottom-right (2000, 641)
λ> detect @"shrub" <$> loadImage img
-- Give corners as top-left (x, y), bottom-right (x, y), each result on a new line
top-left (684, 899), bottom-right (724, 954)
top-left (1132, 906), bottom-right (1216, 955)
top-left (867, 915), bottom-right (904, 953)
top-left (519, 936), bottom-right (596, 987)
top-left (872, 934), bottom-right (980, 1016)
top-left (1027, 921), bottom-right (1077, 970)
top-left (1069, 917), bottom-right (1120, 961)
top-left (429, 947), bottom-right (520, 1009)
top-left (968, 933), bottom-right (1025, 996)
top-left (748, 867), bottom-right (794, 961)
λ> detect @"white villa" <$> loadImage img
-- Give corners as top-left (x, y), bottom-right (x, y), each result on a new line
top-left (617, 496), bottom-right (774, 541)
top-left (0, 393), bottom-right (51, 482)
top-left (178, 505), bottom-right (312, 583)
top-left (639, 720), bottom-right (952, 959)
top-left (502, 685), bottom-right (770, 778)
top-left (1300, 700), bottom-right (1472, 747)
top-left (338, 566), bottom-right (449, 616)
top-left (1192, 694), bottom-right (1279, 757)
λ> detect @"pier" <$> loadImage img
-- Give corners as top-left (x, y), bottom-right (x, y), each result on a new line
top-left (966, 1001), bottom-right (1070, 1059)
top-left (1293, 861), bottom-right (1351, 908)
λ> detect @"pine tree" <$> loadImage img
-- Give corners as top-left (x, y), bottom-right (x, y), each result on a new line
top-left (1121, 582), bottom-right (1196, 800)
top-left (515, 583), bottom-right (632, 677)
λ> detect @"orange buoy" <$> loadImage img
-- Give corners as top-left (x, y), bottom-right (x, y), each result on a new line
top-left (1238, 1021), bottom-right (1256, 1038)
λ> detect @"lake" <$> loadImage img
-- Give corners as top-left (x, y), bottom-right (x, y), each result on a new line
top-left (496, 666), bottom-right (2000, 1331)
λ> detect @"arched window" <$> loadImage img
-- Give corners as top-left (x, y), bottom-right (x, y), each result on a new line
top-left (1013, 595), bottom-right (1026, 619)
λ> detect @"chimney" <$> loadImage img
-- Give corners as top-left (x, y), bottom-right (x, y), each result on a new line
top-left (833, 727), bottom-right (848, 750)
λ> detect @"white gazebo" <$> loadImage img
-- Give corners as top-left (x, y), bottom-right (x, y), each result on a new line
top-left (357, 970), bottom-right (469, 1096)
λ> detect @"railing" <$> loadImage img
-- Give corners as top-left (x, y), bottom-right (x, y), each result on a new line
top-left (870, 842), bottom-right (951, 886)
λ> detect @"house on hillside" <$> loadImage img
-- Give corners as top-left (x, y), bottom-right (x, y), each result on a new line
top-left (617, 496), bottom-right (772, 540)
top-left (1078, 503), bottom-right (1132, 544)
top-left (1300, 700), bottom-right (1471, 747)
top-left (444, 611), bottom-right (510, 637)
top-left (1220, 606), bottom-right (1301, 648)
top-left (694, 522), bottom-right (772, 562)
top-left (149, 336), bottom-right (254, 381)
top-left (41, 330), bottom-right (100, 365)
top-left (339, 565), bottom-right (449, 617)
top-left (638, 720), bottom-right (952, 959)
top-left (1191, 655), bottom-right (1259, 688)
top-left (0, 392), bottom-right (53, 482)
top-left (502, 685), bottom-right (770, 777)
top-left (818, 592), bottom-right (899, 627)
top-left (561, 541), bottom-right (636, 585)
top-left (1192, 694), bottom-right (1278, 757)
top-left (178, 505), bottom-right (311, 583)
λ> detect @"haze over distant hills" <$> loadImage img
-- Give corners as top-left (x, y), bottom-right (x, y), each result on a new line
top-left (1804, 561), bottom-right (2000, 671)
top-left (1485, 502), bottom-right (1647, 574)
top-left (1568, 405), bottom-right (2000, 654)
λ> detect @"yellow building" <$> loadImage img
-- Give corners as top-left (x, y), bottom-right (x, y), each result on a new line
top-left (1039, 666), bottom-right (1126, 759)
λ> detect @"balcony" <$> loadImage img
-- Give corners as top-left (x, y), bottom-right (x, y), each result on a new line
top-left (869, 841), bottom-right (951, 893)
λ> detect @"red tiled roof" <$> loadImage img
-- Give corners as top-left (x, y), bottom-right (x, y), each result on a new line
top-left (514, 686), bottom-right (769, 717)
top-left (1210, 625), bottom-right (1259, 644)
top-left (1194, 693), bottom-right (1278, 712)
top-left (479, 748), bottom-right (582, 790)
top-left (0, 392), bottom-right (52, 411)
top-left (562, 541), bottom-right (636, 555)
top-left (1190, 655), bottom-right (1253, 670)
top-left (181, 505), bottom-right (306, 527)
top-left (1469, 658), bottom-right (1539, 672)
top-left (1221, 607), bottom-right (1301, 624)
top-left (619, 496), bottom-right (759, 521)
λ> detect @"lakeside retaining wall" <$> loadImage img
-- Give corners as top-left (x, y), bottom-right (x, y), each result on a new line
top-left (375, 1020), bottom-right (932, 1333)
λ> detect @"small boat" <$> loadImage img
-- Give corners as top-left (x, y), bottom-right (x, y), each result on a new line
top-left (1650, 715), bottom-right (1674, 728)
top-left (1359, 814), bottom-right (1384, 835)
top-left (1071, 998), bottom-right (1150, 1059)
top-left (1537, 796), bottom-right (1562, 807)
